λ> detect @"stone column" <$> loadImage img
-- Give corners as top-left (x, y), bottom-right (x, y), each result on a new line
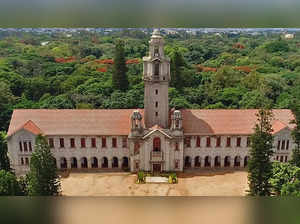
top-left (191, 158), bottom-right (195, 168)
top-left (108, 158), bottom-right (112, 168)
top-left (220, 157), bottom-right (224, 168)
top-left (230, 158), bottom-right (234, 168)
top-left (67, 158), bottom-right (71, 169)
top-left (88, 158), bottom-right (92, 168)
top-left (210, 157), bottom-right (214, 168)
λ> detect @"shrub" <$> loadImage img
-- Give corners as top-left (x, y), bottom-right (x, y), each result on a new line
top-left (137, 171), bottom-right (145, 183)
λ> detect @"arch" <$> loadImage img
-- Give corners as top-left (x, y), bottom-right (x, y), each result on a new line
top-left (244, 156), bottom-right (249, 167)
top-left (71, 157), bottom-right (77, 168)
top-left (60, 157), bottom-right (67, 169)
top-left (81, 157), bottom-right (88, 168)
top-left (194, 156), bottom-right (201, 168)
top-left (234, 156), bottom-right (241, 167)
top-left (184, 156), bottom-right (191, 168)
top-left (153, 137), bottom-right (161, 152)
top-left (91, 157), bottom-right (98, 168)
top-left (112, 157), bottom-right (119, 168)
top-left (122, 157), bottom-right (129, 169)
top-left (204, 156), bottom-right (211, 167)
top-left (214, 156), bottom-right (221, 167)
top-left (101, 157), bottom-right (108, 168)
top-left (224, 156), bottom-right (231, 167)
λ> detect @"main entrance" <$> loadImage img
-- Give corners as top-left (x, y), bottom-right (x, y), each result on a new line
top-left (153, 163), bottom-right (161, 172)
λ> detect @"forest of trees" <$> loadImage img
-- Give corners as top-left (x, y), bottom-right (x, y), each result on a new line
top-left (0, 29), bottom-right (300, 134)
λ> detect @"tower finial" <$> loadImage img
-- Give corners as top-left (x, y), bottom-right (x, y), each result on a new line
top-left (152, 28), bottom-right (161, 37)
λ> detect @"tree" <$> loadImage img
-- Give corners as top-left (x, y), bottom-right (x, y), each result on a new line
top-left (0, 170), bottom-right (21, 196)
top-left (112, 39), bottom-right (129, 91)
top-left (248, 108), bottom-right (274, 196)
top-left (0, 131), bottom-right (10, 171)
top-left (290, 103), bottom-right (300, 167)
top-left (27, 134), bottom-right (60, 196)
top-left (270, 162), bottom-right (300, 195)
top-left (170, 50), bottom-right (185, 90)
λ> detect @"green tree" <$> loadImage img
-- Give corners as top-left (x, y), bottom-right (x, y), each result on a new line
top-left (0, 170), bottom-right (21, 196)
top-left (290, 103), bottom-right (300, 167)
top-left (112, 39), bottom-right (129, 91)
top-left (248, 109), bottom-right (274, 196)
top-left (170, 50), bottom-right (185, 90)
top-left (270, 162), bottom-right (300, 195)
top-left (0, 131), bottom-right (11, 171)
top-left (27, 135), bottom-right (60, 196)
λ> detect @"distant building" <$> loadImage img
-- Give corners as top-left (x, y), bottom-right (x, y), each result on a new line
top-left (7, 29), bottom-right (296, 175)
top-left (284, 33), bottom-right (295, 39)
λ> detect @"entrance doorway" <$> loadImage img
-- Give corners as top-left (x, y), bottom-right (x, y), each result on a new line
top-left (153, 164), bottom-right (161, 172)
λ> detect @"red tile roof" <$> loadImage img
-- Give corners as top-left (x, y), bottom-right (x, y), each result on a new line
top-left (7, 109), bottom-right (142, 137)
top-left (181, 109), bottom-right (294, 135)
top-left (9, 120), bottom-right (43, 136)
top-left (7, 109), bottom-right (294, 137)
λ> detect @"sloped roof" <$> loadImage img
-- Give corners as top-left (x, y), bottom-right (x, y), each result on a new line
top-left (9, 120), bottom-right (43, 137)
top-left (7, 109), bottom-right (294, 137)
top-left (181, 109), bottom-right (295, 135)
top-left (7, 109), bottom-right (143, 137)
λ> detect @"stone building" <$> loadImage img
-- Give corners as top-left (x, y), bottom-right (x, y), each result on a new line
top-left (7, 29), bottom-right (296, 175)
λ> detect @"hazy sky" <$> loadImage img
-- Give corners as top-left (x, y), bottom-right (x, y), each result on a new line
top-left (1, 0), bottom-right (300, 27)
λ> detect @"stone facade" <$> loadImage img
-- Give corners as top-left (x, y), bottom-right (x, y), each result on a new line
top-left (6, 29), bottom-right (296, 176)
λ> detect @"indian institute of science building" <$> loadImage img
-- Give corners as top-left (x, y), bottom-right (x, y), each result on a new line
top-left (7, 29), bottom-right (296, 175)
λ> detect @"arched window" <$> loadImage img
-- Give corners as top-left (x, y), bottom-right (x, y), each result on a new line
top-left (154, 62), bottom-right (160, 76)
top-left (153, 137), bottom-right (161, 152)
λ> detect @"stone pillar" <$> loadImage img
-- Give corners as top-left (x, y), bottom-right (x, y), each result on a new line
top-left (108, 158), bottom-right (112, 168)
top-left (191, 158), bottom-right (195, 168)
top-left (67, 159), bottom-right (71, 169)
top-left (210, 157), bottom-right (214, 168)
top-left (88, 158), bottom-right (92, 168)
top-left (230, 158), bottom-right (234, 168)
top-left (130, 158), bottom-right (134, 172)
top-left (220, 157), bottom-right (224, 168)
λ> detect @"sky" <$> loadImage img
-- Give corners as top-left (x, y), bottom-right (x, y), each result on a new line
top-left (1, 0), bottom-right (300, 27)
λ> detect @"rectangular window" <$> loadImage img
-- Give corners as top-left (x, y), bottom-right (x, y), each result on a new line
top-left (276, 156), bottom-right (279, 161)
top-left (285, 156), bottom-right (288, 162)
top-left (286, 140), bottom-right (290, 150)
top-left (175, 142), bottom-right (179, 151)
top-left (29, 142), bottom-right (32, 152)
top-left (155, 89), bottom-right (158, 95)
top-left (21, 157), bottom-right (24, 165)
top-left (281, 140), bottom-right (285, 150)
top-left (155, 112), bottom-right (158, 117)
top-left (25, 157), bottom-right (29, 165)
top-left (135, 161), bottom-right (139, 170)
top-left (226, 137), bottom-right (231, 147)
top-left (122, 137), bottom-right (127, 148)
top-left (112, 137), bottom-right (117, 148)
top-left (81, 138), bottom-right (86, 148)
top-left (247, 137), bottom-right (251, 147)
top-left (196, 137), bottom-right (201, 147)
top-left (24, 142), bottom-right (28, 152)
top-left (155, 102), bottom-right (158, 108)
top-left (216, 137), bottom-right (221, 147)
top-left (102, 137), bottom-right (106, 148)
top-left (70, 138), bottom-right (75, 148)
top-left (206, 137), bottom-right (211, 147)
top-left (59, 138), bottom-right (64, 148)
top-left (237, 137), bottom-right (241, 147)
top-left (19, 141), bottom-right (23, 152)
top-left (175, 160), bottom-right (179, 169)
top-left (49, 138), bottom-right (54, 148)
top-left (277, 140), bottom-right (281, 150)
top-left (91, 138), bottom-right (96, 148)
top-left (184, 137), bottom-right (191, 147)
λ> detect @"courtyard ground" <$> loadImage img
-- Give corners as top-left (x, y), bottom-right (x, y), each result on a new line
top-left (61, 169), bottom-right (248, 196)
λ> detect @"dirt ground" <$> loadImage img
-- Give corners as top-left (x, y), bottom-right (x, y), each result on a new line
top-left (61, 170), bottom-right (249, 196)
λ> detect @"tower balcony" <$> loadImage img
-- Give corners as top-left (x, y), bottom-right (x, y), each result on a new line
top-left (150, 151), bottom-right (164, 162)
